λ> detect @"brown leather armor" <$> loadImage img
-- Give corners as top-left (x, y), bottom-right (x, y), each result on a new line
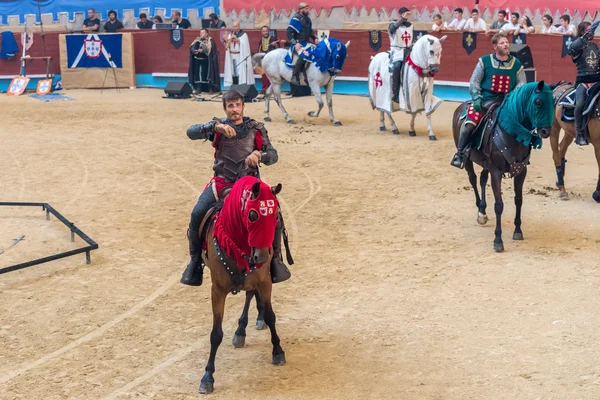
top-left (213, 129), bottom-right (258, 182)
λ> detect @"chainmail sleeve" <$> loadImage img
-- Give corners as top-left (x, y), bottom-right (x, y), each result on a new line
top-left (515, 67), bottom-right (527, 88)
top-left (469, 59), bottom-right (485, 100)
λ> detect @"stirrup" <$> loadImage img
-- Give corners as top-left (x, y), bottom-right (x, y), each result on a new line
top-left (575, 135), bottom-right (589, 146)
top-left (450, 153), bottom-right (465, 169)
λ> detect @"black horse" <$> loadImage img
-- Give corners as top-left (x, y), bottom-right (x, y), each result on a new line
top-left (451, 81), bottom-right (555, 251)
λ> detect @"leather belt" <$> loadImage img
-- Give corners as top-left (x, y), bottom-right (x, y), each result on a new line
top-left (229, 51), bottom-right (240, 54)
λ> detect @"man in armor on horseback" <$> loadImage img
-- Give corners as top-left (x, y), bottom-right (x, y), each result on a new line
top-left (389, 6), bottom-right (413, 104)
top-left (287, 2), bottom-right (317, 85)
top-left (451, 32), bottom-right (526, 168)
top-left (181, 90), bottom-right (292, 287)
top-left (568, 21), bottom-right (600, 146)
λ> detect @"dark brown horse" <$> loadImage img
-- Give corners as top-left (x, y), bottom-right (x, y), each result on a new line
top-left (197, 176), bottom-right (285, 394)
top-left (451, 81), bottom-right (554, 251)
top-left (550, 82), bottom-right (600, 201)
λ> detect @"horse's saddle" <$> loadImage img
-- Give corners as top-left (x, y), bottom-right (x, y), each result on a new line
top-left (198, 187), bottom-right (231, 256)
top-left (557, 82), bottom-right (600, 122)
top-left (459, 101), bottom-right (500, 151)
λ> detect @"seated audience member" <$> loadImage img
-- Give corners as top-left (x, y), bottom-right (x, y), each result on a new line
top-left (208, 13), bottom-right (226, 29)
top-left (500, 12), bottom-right (521, 35)
top-left (152, 15), bottom-right (164, 29)
top-left (464, 9), bottom-right (486, 32)
top-left (137, 13), bottom-right (153, 29)
top-left (447, 8), bottom-right (467, 31)
top-left (540, 14), bottom-right (554, 33)
top-left (83, 8), bottom-right (100, 33)
top-left (172, 10), bottom-right (191, 29)
top-left (431, 14), bottom-right (447, 32)
top-left (104, 10), bottom-right (124, 33)
top-left (488, 10), bottom-right (506, 31)
top-left (555, 14), bottom-right (576, 36)
top-left (519, 16), bottom-right (535, 34)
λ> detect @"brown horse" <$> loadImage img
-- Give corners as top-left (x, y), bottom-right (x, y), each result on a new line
top-left (550, 82), bottom-right (600, 201)
top-left (197, 176), bottom-right (285, 394)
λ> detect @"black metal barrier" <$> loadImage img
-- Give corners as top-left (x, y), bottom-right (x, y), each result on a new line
top-left (0, 202), bottom-right (98, 275)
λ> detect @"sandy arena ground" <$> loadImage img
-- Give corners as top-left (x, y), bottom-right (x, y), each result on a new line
top-left (1, 89), bottom-right (600, 399)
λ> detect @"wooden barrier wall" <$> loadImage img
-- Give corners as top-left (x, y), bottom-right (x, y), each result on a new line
top-left (1, 30), bottom-right (597, 84)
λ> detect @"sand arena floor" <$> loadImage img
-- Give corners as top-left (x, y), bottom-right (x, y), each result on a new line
top-left (1, 89), bottom-right (600, 399)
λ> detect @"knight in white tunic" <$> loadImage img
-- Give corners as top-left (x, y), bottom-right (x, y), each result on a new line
top-left (224, 21), bottom-right (255, 87)
top-left (389, 6), bottom-right (414, 103)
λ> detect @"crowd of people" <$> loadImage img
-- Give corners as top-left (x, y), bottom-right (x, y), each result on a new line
top-left (431, 8), bottom-right (580, 37)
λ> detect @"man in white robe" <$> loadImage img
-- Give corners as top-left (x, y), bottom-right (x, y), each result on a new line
top-left (224, 21), bottom-right (254, 87)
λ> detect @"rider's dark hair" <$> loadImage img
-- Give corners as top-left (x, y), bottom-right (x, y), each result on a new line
top-left (577, 21), bottom-right (592, 38)
top-left (222, 90), bottom-right (245, 109)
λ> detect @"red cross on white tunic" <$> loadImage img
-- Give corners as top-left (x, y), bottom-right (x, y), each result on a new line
top-left (401, 31), bottom-right (412, 46)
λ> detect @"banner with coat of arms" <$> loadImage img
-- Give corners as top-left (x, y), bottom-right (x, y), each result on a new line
top-left (368, 30), bottom-right (382, 52)
top-left (562, 35), bottom-right (573, 58)
top-left (413, 30), bottom-right (427, 43)
top-left (512, 33), bottom-right (526, 45)
top-left (66, 34), bottom-right (122, 68)
top-left (463, 32), bottom-right (476, 55)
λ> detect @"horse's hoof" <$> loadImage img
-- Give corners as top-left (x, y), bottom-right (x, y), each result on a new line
top-left (232, 334), bottom-right (246, 348)
top-left (379, 126), bottom-right (387, 132)
top-left (308, 111), bottom-right (317, 117)
top-left (333, 121), bottom-right (342, 126)
top-left (477, 213), bottom-right (488, 225)
top-left (272, 352), bottom-right (286, 366)
top-left (264, 117), bottom-right (272, 122)
top-left (409, 131), bottom-right (417, 137)
top-left (513, 232), bottom-right (524, 241)
top-left (392, 129), bottom-right (400, 135)
top-left (429, 135), bottom-right (437, 141)
top-left (198, 381), bottom-right (214, 394)
top-left (287, 119), bottom-right (296, 124)
top-left (593, 191), bottom-right (600, 203)
top-left (256, 319), bottom-right (267, 330)
top-left (494, 242), bottom-right (504, 252)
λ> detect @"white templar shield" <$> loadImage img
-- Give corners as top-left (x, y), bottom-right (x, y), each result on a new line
top-left (84, 39), bottom-right (102, 58)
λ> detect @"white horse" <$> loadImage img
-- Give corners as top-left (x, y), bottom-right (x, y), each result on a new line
top-left (252, 38), bottom-right (350, 125)
top-left (368, 34), bottom-right (446, 140)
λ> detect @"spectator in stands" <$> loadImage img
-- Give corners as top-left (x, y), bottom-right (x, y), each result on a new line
top-left (447, 8), bottom-right (467, 31)
top-left (82, 8), bottom-right (100, 33)
top-left (431, 14), bottom-right (447, 32)
top-left (464, 9), bottom-right (486, 32)
top-left (519, 16), bottom-right (535, 34)
top-left (172, 10), bottom-right (191, 29)
top-left (137, 13), bottom-right (153, 29)
top-left (152, 15), bottom-right (163, 29)
top-left (540, 14), bottom-right (554, 34)
top-left (209, 13), bottom-right (226, 29)
top-left (489, 10), bottom-right (506, 31)
top-left (555, 14), bottom-right (576, 36)
top-left (257, 25), bottom-right (282, 93)
top-left (500, 12), bottom-right (521, 35)
top-left (104, 10), bottom-right (124, 33)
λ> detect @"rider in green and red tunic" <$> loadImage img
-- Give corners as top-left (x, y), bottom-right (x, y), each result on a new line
top-left (451, 32), bottom-right (526, 168)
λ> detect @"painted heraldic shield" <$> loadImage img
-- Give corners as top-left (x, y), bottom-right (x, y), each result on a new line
top-left (66, 34), bottom-right (122, 68)
top-left (171, 29), bottom-right (184, 49)
top-left (369, 30), bottom-right (382, 52)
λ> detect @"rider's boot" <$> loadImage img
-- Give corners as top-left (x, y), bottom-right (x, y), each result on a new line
top-left (180, 226), bottom-right (204, 286)
top-left (574, 84), bottom-right (589, 146)
top-left (391, 61), bottom-right (402, 104)
top-left (291, 58), bottom-right (306, 86)
top-left (451, 123), bottom-right (476, 169)
top-left (270, 218), bottom-right (291, 283)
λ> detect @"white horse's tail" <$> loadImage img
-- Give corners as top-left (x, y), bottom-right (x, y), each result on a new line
top-left (252, 53), bottom-right (266, 75)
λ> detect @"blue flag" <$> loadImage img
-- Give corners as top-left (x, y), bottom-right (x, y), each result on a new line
top-left (66, 34), bottom-right (122, 69)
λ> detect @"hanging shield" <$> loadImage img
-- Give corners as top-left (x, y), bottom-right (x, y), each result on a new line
top-left (369, 30), bottom-right (382, 52)
top-left (512, 33), bottom-right (526, 45)
top-left (170, 29), bottom-right (184, 49)
top-left (413, 30), bottom-right (427, 43)
top-left (562, 35), bottom-right (573, 58)
top-left (318, 30), bottom-right (330, 42)
top-left (463, 32), bottom-right (477, 55)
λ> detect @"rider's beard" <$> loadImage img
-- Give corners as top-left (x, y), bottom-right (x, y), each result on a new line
top-left (497, 47), bottom-right (509, 57)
